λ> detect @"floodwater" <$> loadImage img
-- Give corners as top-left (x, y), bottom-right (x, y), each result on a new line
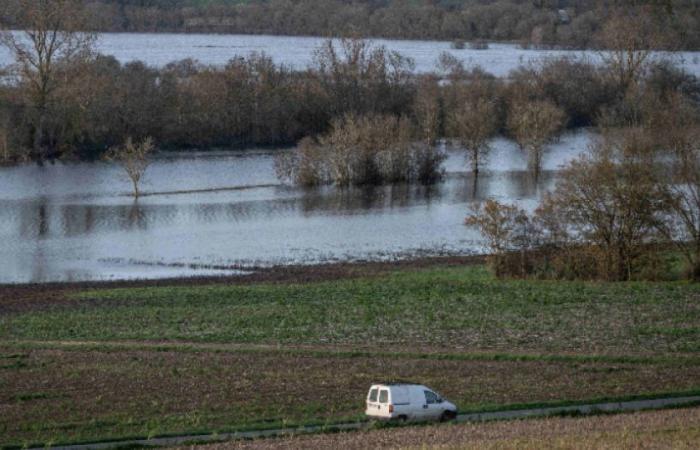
top-left (0, 131), bottom-right (594, 283)
top-left (1, 33), bottom-right (699, 76)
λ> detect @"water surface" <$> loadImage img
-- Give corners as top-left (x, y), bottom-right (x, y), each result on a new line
top-left (1, 33), bottom-right (699, 76)
top-left (0, 131), bottom-right (593, 283)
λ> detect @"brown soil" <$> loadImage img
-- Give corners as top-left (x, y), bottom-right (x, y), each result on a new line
top-left (1, 346), bottom-right (699, 445)
top-left (190, 406), bottom-right (700, 449)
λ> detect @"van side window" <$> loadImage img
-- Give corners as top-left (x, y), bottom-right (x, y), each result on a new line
top-left (369, 388), bottom-right (378, 402)
top-left (378, 390), bottom-right (389, 404)
top-left (424, 390), bottom-right (438, 404)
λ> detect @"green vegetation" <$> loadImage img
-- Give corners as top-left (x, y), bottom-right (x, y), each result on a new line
top-left (1, 263), bottom-right (700, 446)
top-left (3, 265), bottom-right (700, 353)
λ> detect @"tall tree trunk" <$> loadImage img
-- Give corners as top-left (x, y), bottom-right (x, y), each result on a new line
top-left (132, 178), bottom-right (140, 198)
top-left (33, 109), bottom-right (45, 160)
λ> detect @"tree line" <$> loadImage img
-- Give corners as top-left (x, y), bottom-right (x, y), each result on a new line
top-left (2, 3), bottom-right (696, 167)
top-left (2, 1), bottom-right (700, 50)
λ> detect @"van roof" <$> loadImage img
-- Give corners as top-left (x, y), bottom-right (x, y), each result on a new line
top-left (372, 382), bottom-right (424, 387)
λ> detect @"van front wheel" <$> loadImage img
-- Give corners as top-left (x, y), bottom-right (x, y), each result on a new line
top-left (440, 411), bottom-right (457, 422)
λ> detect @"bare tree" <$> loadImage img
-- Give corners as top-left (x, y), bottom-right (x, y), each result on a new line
top-left (597, 7), bottom-right (667, 93)
top-left (545, 130), bottom-right (663, 281)
top-left (507, 100), bottom-right (565, 176)
top-left (653, 98), bottom-right (700, 280)
top-left (107, 137), bottom-right (154, 198)
top-left (413, 76), bottom-right (441, 146)
top-left (0, 0), bottom-right (95, 159)
top-left (465, 199), bottom-right (537, 278)
top-left (450, 96), bottom-right (499, 175)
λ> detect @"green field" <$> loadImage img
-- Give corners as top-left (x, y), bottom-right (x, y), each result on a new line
top-left (1, 263), bottom-right (700, 447)
top-left (3, 265), bottom-right (700, 353)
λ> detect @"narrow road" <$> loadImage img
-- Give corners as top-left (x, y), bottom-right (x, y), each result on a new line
top-left (42, 395), bottom-right (700, 450)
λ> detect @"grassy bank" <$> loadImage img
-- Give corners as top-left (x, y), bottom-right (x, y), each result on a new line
top-left (2, 265), bottom-right (699, 354)
top-left (1, 262), bottom-right (700, 446)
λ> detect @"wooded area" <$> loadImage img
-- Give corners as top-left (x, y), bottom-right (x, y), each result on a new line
top-left (2, 1), bottom-right (700, 49)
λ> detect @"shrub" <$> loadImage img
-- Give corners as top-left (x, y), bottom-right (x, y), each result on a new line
top-left (276, 113), bottom-right (445, 187)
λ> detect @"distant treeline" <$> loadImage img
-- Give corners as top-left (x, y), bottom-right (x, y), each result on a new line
top-left (3, 0), bottom-right (700, 49)
top-left (1, 37), bottom-right (698, 165)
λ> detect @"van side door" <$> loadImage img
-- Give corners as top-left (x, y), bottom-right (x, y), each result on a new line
top-left (422, 390), bottom-right (442, 420)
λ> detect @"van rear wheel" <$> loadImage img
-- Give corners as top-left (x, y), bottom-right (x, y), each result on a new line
top-left (397, 415), bottom-right (408, 423)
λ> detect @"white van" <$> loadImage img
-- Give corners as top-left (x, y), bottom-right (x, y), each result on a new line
top-left (365, 383), bottom-right (458, 422)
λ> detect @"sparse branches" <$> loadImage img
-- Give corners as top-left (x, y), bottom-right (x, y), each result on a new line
top-left (449, 94), bottom-right (499, 175)
top-left (507, 100), bottom-right (565, 175)
top-left (106, 137), bottom-right (154, 198)
top-left (0, 0), bottom-right (95, 159)
top-left (541, 129), bottom-right (665, 281)
top-left (597, 8), bottom-right (665, 92)
top-left (465, 199), bottom-right (538, 277)
top-left (652, 98), bottom-right (700, 279)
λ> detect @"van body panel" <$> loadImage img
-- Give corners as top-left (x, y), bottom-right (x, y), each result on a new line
top-left (365, 383), bottom-right (457, 422)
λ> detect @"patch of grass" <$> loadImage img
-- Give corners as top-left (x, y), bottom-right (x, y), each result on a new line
top-left (11, 392), bottom-right (52, 402)
top-left (0, 354), bottom-right (28, 370)
top-left (2, 265), bottom-right (699, 355)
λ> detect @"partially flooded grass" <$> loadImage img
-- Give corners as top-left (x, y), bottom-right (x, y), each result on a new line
top-left (192, 406), bottom-right (700, 449)
top-left (2, 265), bottom-right (700, 355)
top-left (1, 346), bottom-right (699, 447)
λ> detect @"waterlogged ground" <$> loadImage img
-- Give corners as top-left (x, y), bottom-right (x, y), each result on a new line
top-left (0, 132), bottom-right (592, 283)
top-left (1, 33), bottom-right (699, 76)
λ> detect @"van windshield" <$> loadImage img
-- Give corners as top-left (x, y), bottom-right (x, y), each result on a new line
top-left (369, 388), bottom-right (378, 402)
top-left (424, 390), bottom-right (439, 404)
top-left (378, 390), bottom-right (389, 403)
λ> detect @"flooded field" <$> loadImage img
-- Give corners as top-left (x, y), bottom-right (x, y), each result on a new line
top-left (0, 131), bottom-right (593, 283)
top-left (1, 33), bottom-right (699, 76)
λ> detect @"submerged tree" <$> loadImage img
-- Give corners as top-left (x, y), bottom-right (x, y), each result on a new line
top-left (0, 0), bottom-right (95, 160)
top-left (507, 100), bottom-right (565, 176)
top-left (450, 96), bottom-right (499, 175)
top-left (107, 137), bottom-right (154, 198)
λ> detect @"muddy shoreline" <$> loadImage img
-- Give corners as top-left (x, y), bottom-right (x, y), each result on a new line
top-left (0, 255), bottom-right (485, 314)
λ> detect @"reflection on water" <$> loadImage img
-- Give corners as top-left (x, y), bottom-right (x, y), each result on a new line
top-left (0, 131), bottom-right (591, 283)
